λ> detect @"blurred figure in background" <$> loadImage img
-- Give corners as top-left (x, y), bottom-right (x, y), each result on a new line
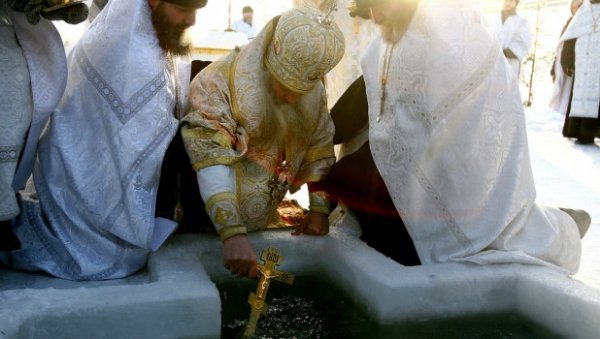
top-left (550, 0), bottom-right (581, 83)
top-left (493, 0), bottom-right (532, 78)
top-left (551, 0), bottom-right (600, 145)
top-left (232, 5), bottom-right (258, 39)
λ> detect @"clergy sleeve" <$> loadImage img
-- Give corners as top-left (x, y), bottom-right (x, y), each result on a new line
top-left (307, 188), bottom-right (331, 216)
top-left (181, 61), bottom-right (249, 172)
top-left (196, 165), bottom-right (246, 240)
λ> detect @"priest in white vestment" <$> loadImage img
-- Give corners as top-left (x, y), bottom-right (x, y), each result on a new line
top-left (550, 0), bottom-right (600, 144)
top-left (492, 0), bottom-right (532, 78)
top-left (0, 1), bottom-right (87, 252)
top-left (6, 0), bottom-right (207, 280)
top-left (350, 0), bottom-right (586, 274)
top-left (549, 0), bottom-right (582, 117)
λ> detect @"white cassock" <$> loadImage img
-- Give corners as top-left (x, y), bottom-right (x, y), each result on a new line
top-left (491, 10), bottom-right (532, 77)
top-left (549, 38), bottom-right (575, 116)
top-left (550, 1), bottom-right (600, 118)
top-left (0, 7), bottom-right (66, 221)
top-left (362, 0), bottom-right (581, 274)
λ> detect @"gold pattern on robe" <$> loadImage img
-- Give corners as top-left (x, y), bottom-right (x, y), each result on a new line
top-left (181, 16), bottom-right (336, 235)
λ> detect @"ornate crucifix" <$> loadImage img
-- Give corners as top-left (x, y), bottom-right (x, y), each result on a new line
top-left (242, 247), bottom-right (295, 338)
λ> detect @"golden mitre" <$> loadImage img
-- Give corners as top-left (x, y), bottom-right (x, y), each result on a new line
top-left (264, 5), bottom-right (345, 94)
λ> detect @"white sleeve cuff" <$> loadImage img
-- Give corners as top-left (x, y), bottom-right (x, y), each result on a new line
top-left (196, 165), bottom-right (236, 202)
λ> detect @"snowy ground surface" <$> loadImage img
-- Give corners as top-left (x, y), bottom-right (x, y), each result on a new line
top-left (524, 107), bottom-right (600, 290)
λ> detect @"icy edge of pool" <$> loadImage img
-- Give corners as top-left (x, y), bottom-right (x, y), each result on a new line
top-left (0, 242), bottom-right (221, 339)
top-left (187, 221), bottom-right (600, 339)
top-left (2, 220), bottom-right (599, 339)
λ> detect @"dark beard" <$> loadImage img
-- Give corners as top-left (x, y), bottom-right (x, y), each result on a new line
top-left (151, 4), bottom-right (191, 56)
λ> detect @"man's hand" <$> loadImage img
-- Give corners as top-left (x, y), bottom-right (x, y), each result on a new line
top-left (292, 212), bottom-right (329, 236)
top-left (222, 234), bottom-right (258, 278)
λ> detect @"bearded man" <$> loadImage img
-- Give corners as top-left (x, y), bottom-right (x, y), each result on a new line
top-left (181, 5), bottom-right (345, 278)
top-left (5, 0), bottom-right (207, 280)
top-left (347, 0), bottom-right (587, 274)
top-left (0, 1), bottom-right (88, 251)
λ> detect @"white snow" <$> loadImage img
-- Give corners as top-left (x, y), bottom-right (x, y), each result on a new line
top-left (525, 107), bottom-right (600, 289)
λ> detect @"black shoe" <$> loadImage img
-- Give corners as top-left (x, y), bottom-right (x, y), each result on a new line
top-left (0, 220), bottom-right (21, 251)
top-left (575, 137), bottom-right (595, 145)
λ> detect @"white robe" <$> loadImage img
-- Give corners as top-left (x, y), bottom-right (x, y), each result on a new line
top-left (492, 11), bottom-right (532, 77)
top-left (0, 7), bottom-right (67, 220)
top-left (232, 19), bottom-right (258, 39)
top-left (362, 0), bottom-right (581, 274)
top-left (549, 41), bottom-right (574, 116)
top-left (551, 1), bottom-right (600, 118)
top-left (10, 0), bottom-right (184, 280)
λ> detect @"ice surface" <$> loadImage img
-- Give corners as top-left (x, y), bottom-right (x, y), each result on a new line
top-left (0, 240), bottom-right (221, 339)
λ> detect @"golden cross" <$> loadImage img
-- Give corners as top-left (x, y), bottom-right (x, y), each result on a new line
top-left (242, 247), bottom-right (294, 338)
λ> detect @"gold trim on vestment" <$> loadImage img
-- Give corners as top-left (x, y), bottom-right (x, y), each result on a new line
top-left (205, 192), bottom-right (237, 213)
top-left (190, 157), bottom-right (241, 172)
top-left (309, 205), bottom-right (331, 215)
top-left (181, 127), bottom-right (233, 148)
top-left (204, 192), bottom-right (247, 240)
top-left (219, 225), bottom-right (248, 241)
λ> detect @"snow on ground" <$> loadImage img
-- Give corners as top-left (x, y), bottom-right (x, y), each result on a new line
top-left (525, 107), bottom-right (600, 290)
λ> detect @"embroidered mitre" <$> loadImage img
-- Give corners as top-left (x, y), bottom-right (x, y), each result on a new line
top-left (265, 5), bottom-right (345, 94)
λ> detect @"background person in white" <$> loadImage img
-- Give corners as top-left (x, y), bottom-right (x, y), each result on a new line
top-left (493, 0), bottom-right (532, 77)
top-left (232, 5), bottom-right (258, 39)
top-left (551, 0), bottom-right (600, 144)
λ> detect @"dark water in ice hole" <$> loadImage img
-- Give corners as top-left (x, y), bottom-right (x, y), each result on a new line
top-left (217, 275), bottom-right (564, 339)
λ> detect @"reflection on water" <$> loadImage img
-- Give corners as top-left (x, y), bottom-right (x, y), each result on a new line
top-left (218, 275), bottom-right (563, 339)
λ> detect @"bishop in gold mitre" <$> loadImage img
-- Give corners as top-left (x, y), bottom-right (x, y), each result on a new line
top-left (181, 4), bottom-right (345, 278)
